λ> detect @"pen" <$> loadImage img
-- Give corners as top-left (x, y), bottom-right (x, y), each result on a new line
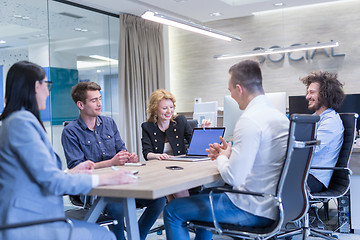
top-left (124, 163), bottom-right (146, 166)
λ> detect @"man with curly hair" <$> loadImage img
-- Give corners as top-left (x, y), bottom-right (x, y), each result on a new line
top-left (301, 71), bottom-right (345, 193)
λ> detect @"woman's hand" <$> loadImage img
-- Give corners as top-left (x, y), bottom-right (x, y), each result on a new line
top-left (157, 153), bottom-right (172, 160)
top-left (146, 152), bottom-right (172, 160)
top-left (67, 160), bottom-right (95, 174)
top-left (98, 169), bottom-right (137, 186)
top-left (201, 119), bottom-right (212, 127)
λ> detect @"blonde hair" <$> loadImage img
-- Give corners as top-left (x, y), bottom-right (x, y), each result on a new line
top-left (147, 89), bottom-right (177, 123)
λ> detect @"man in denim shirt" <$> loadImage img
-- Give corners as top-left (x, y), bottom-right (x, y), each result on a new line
top-left (62, 81), bottom-right (166, 240)
top-left (301, 71), bottom-right (345, 193)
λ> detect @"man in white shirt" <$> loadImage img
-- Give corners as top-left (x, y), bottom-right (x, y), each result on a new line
top-left (301, 71), bottom-right (345, 193)
top-left (163, 60), bottom-right (289, 240)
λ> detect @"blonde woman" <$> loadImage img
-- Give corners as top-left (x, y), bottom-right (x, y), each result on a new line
top-left (141, 89), bottom-right (193, 200)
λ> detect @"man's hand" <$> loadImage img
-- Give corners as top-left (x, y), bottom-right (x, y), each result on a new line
top-left (67, 160), bottom-right (95, 174)
top-left (218, 137), bottom-right (232, 158)
top-left (111, 150), bottom-right (131, 166)
top-left (206, 136), bottom-right (232, 160)
top-left (127, 152), bottom-right (139, 163)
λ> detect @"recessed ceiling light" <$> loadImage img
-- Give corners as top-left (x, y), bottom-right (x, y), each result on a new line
top-left (74, 28), bottom-right (88, 32)
top-left (0, 40), bottom-right (6, 44)
top-left (210, 12), bottom-right (222, 17)
top-left (13, 15), bottom-right (31, 20)
top-left (274, 2), bottom-right (284, 6)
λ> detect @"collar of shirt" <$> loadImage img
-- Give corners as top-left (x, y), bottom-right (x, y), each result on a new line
top-left (77, 115), bottom-right (102, 131)
top-left (244, 94), bottom-right (267, 112)
top-left (319, 108), bottom-right (334, 117)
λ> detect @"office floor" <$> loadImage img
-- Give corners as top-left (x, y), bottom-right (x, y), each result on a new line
top-left (64, 196), bottom-right (360, 239)
top-left (143, 204), bottom-right (360, 240)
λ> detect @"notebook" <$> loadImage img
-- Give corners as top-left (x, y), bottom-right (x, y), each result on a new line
top-left (168, 127), bottom-right (225, 162)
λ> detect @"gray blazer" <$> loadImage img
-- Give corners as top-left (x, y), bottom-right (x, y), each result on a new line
top-left (0, 110), bottom-right (93, 239)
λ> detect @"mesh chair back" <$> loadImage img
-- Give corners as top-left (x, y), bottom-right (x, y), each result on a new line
top-left (188, 114), bottom-right (320, 239)
top-left (278, 114), bottom-right (320, 224)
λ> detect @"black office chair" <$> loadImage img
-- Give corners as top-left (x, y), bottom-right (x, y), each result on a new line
top-left (189, 114), bottom-right (320, 239)
top-left (310, 113), bottom-right (357, 239)
top-left (0, 218), bottom-right (73, 240)
top-left (187, 119), bottom-right (199, 129)
top-left (278, 113), bottom-right (357, 240)
top-left (185, 119), bottom-right (198, 149)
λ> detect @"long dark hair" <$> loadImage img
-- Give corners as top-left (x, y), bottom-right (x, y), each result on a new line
top-left (0, 61), bottom-right (46, 129)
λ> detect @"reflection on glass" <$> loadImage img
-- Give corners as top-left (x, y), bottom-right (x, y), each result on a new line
top-left (0, 0), bottom-right (120, 168)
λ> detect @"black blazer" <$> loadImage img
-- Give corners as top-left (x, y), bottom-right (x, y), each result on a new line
top-left (141, 115), bottom-right (193, 160)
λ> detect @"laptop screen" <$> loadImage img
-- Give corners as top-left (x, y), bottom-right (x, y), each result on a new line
top-left (187, 127), bottom-right (225, 156)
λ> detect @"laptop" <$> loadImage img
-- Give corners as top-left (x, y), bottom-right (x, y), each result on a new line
top-left (168, 127), bottom-right (225, 162)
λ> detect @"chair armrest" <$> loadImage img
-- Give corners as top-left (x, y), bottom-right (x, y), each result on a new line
top-left (208, 187), bottom-right (272, 234)
top-left (294, 140), bottom-right (320, 148)
top-left (0, 218), bottom-right (71, 230)
top-left (210, 186), bottom-right (265, 197)
top-left (310, 166), bottom-right (352, 174)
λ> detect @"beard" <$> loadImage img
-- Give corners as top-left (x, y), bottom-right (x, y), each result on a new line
top-left (307, 99), bottom-right (323, 112)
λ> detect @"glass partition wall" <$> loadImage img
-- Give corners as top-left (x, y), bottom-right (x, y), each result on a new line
top-left (0, 0), bottom-right (120, 168)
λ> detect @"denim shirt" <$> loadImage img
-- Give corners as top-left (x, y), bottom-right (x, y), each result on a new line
top-left (61, 115), bottom-right (126, 169)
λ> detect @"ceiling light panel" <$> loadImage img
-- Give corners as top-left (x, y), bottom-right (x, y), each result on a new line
top-left (142, 11), bottom-right (241, 41)
top-left (220, 0), bottom-right (267, 6)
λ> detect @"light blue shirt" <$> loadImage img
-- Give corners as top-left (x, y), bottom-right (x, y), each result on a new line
top-left (309, 108), bottom-right (344, 188)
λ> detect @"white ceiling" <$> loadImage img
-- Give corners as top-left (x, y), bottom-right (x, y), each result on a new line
top-left (0, 0), bottom-right (348, 72)
top-left (68, 0), bottom-right (344, 22)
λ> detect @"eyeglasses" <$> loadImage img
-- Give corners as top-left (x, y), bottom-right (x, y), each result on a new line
top-left (39, 80), bottom-right (53, 91)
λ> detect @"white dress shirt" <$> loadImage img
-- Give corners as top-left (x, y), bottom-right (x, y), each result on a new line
top-left (217, 95), bottom-right (289, 220)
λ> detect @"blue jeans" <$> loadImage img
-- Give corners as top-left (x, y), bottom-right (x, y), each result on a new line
top-left (164, 193), bottom-right (274, 240)
top-left (105, 197), bottom-right (166, 240)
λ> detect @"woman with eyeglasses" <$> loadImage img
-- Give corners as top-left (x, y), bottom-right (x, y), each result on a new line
top-left (0, 61), bottom-right (136, 240)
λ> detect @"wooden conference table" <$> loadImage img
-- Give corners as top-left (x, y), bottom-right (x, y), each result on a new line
top-left (84, 159), bottom-right (221, 239)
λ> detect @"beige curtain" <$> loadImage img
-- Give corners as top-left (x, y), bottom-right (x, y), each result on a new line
top-left (118, 14), bottom-right (165, 160)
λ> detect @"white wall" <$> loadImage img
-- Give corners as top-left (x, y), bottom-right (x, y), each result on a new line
top-left (168, 0), bottom-right (360, 112)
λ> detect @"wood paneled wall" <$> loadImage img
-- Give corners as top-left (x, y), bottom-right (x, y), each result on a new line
top-left (168, 0), bottom-right (360, 113)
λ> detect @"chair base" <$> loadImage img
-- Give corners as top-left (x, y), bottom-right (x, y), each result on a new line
top-left (277, 213), bottom-right (338, 240)
top-left (277, 227), bottom-right (338, 240)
